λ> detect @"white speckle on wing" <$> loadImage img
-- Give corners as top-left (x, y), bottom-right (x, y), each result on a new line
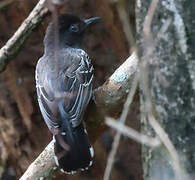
top-left (71, 171), bottom-right (76, 174)
top-left (89, 161), bottom-right (93, 166)
top-left (84, 128), bottom-right (88, 134)
top-left (61, 132), bottom-right (66, 136)
top-left (60, 169), bottom-right (77, 175)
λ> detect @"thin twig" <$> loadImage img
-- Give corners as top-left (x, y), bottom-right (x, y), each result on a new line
top-left (0, 0), bottom-right (48, 72)
top-left (148, 114), bottom-right (183, 179)
top-left (156, 18), bottom-right (172, 43)
top-left (103, 71), bottom-right (139, 180)
top-left (140, 59), bottom-right (183, 180)
top-left (143, 0), bottom-right (159, 37)
top-left (114, 0), bottom-right (135, 49)
top-left (105, 117), bottom-right (161, 147)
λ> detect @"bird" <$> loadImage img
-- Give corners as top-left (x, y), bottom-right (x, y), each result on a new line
top-left (35, 14), bottom-right (101, 174)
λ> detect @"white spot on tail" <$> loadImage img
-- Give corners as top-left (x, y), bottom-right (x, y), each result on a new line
top-left (60, 169), bottom-right (77, 175)
top-left (71, 171), bottom-right (76, 174)
top-left (61, 132), bottom-right (66, 136)
top-left (63, 170), bottom-right (72, 174)
top-left (54, 155), bottom-right (59, 166)
top-left (89, 161), bottom-right (93, 167)
top-left (60, 169), bottom-right (65, 173)
top-left (89, 147), bottom-right (94, 158)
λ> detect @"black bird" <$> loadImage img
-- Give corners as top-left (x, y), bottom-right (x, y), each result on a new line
top-left (35, 14), bottom-right (101, 174)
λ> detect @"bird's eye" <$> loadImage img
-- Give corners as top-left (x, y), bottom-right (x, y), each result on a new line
top-left (69, 24), bottom-right (79, 32)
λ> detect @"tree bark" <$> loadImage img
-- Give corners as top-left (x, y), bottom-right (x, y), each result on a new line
top-left (136, 0), bottom-right (195, 179)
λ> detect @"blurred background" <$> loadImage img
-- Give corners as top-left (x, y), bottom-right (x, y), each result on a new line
top-left (0, 0), bottom-right (142, 179)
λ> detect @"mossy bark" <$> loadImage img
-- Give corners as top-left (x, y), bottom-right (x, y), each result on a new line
top-left (136, 0), bottom-right (195, 179)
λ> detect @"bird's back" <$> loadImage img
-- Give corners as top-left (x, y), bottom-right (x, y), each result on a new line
top-left (36, 48), bottom-right (94, 173)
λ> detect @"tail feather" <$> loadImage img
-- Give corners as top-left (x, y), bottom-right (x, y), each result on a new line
top-left (54, 101), bottom-right (93, 173)
top-left (54, 124), bottom-right (93, 172)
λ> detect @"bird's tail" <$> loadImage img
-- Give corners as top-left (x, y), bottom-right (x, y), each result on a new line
top-left (53, 101), bottom-right (94, 174)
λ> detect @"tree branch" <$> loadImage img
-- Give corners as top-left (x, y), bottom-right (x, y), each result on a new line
top-left (20, 52), bottom-right (138, 180)
top-left (0, 0), bottom-right (48, 72)
top-left (95, 52), bottom-right (138, 114)
top-left (103, 66), bottom-right (139, 180)
top-left (20, 141), bottom-right (55, 180)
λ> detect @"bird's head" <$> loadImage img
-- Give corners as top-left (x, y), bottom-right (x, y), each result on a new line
top-left (44, 14), bottom-right (101, 49)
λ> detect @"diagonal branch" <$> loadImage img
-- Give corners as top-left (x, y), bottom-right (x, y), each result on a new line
top-left (0, 0), bottom-right (48, 72)
top-left (20, 141), bottom-right (55, 180)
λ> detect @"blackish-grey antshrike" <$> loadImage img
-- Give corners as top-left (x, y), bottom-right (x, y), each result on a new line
top-left (35, 14), bottom-right (101, 174)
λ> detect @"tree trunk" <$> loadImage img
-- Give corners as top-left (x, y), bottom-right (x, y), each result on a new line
top-left (136, 0), bottom-right (195, 179)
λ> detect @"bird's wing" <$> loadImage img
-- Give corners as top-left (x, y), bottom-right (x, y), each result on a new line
top-left (35, 52), bottom-right (94, 134)
top-left (62, 53), bottom-right (94, 127)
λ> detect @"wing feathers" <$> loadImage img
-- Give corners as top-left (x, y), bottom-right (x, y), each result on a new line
top-left (36, 50), bottom-right (93, 132)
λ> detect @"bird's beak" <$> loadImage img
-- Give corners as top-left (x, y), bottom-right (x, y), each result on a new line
top-left (84, 17), bottom-right (101, 27)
